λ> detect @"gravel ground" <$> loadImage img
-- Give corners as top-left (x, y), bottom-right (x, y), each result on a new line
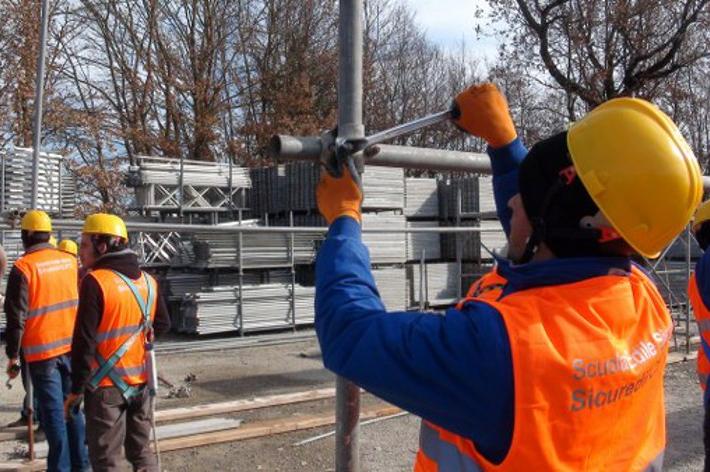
top-left (0, 336), bottom-right (706, 471)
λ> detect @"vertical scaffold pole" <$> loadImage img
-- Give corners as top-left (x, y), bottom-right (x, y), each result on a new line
top-left (31, 0), bottom-right (50, 209)
top-left (335, 1), bottom-right (363, 471)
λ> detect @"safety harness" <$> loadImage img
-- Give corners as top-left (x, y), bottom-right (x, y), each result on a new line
top-left (87, 271), bottom-right (155, 400)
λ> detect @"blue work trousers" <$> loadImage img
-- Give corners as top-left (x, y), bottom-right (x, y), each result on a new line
top-left (28, 354), bottom-right (89, 472)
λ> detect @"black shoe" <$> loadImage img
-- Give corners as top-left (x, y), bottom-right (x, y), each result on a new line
top-left (5, 417), bottom-right (26, 428)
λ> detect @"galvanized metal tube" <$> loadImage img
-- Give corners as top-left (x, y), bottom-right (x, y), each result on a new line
top-left (269, 135), bottom-right (491, 174)
top-left (362, 110), bottom-right (450, 148)
top-left (337, 0), bottom-right (363, 469)
top-left (0, 219), bottom-right (508, 235)
top-left (30, 0), bottom-right (50, 209)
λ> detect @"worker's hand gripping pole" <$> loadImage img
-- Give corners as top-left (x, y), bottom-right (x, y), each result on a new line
top-left (319, 109), bottom-right (453, 186)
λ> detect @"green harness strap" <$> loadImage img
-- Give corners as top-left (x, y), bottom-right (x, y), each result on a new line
top-left (87, 271), bottom-right (155, 400)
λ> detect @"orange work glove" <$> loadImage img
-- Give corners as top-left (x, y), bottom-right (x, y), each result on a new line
top-left (453, 82), bottom-right (517, 148)
top-left (316, 168), bottom-right (363, 225)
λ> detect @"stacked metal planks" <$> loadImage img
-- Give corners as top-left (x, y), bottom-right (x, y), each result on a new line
top-left (361, 213), bottom-right (406, 264)
top-left (178, 283), bottom-right (315, 335)
top-left (404, 177), bottom-right (439, 218)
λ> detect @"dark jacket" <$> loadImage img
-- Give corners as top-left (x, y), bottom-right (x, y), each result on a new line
top-left (70, 249), bottom-right (170, 394)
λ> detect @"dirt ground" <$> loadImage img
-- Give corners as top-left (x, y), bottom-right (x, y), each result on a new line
top-left (0, 334), bottom-right (706, 471)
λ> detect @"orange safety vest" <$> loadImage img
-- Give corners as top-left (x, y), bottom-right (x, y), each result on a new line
top-left (458, 268), bottom-right (507, 304)
top-left (416, 265), bottom-right (670, 472)
top-left (15, 247), bottom-right (79, 363)
top-left (688, 273), bottom-right (710, 390)
top-left (89, 269), bottom-right (158, 388)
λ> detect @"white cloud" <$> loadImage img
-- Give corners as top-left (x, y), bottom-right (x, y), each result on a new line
top-left (407, 0), bottom-right (499, 61)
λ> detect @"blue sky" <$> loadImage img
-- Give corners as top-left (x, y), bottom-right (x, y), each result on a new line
top-left (407, 0), bottom-right (499, 61)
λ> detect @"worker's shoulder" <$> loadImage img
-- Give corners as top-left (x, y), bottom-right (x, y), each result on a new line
top-left (15, 247), bottom-right (75, 272)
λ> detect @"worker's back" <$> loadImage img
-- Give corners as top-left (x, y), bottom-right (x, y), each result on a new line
top-left (14, 246), bottom-right (78, 362)
top-left (416, 264), bottom-right (669, 472)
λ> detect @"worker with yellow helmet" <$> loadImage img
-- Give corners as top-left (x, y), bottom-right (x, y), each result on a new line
top-left (3, 210), bottom-right (89, 471)
top-left (314, 83), bottom-right (700, 470)
top-left (58, 239), bottom-right (78, 256)
top-left (689, 200), bottom-right (710, 470)
top-left (65, 213), bottom-right (170, 471)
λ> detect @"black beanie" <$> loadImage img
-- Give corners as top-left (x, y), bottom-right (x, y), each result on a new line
top-left (518, 131), bottom-right (629, 258)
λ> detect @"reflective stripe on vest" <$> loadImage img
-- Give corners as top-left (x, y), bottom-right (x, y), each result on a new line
top-left (22, 336), bottom-right (74, 357)
top-left (15, 248), bottom-right (79, 362)
top-left (95, 324), bottom-right (143, 343)
top-left (26, 299), bottom-right (79, 320)
top-left (418, 422), bottom-right (482, 472)
top-left (689, 273), bottom-right (710, 390)
top-left (89, 269), bottom-right (157, 389)
top-left (417, 265), bottom-right (669, 471)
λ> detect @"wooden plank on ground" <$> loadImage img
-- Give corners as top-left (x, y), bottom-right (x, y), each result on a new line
top-left (0, 459), bottom-right (44, 471)
top-left (155, 387), bottom-right (337, 422)
top-left (32, 417), bottom-right (246, 459)
top-left (158, 404), bottom-right (401, 453)
top-left (0, 405), bottom-right (400, 470)
top-left (0, 427), bottom-right (27, 442)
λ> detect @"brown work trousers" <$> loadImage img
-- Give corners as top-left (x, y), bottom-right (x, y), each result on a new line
top-left (84, 384), bottom-right (158, 472)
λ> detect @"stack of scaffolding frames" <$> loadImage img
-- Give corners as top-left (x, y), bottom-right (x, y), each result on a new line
top-left (250, 166), bottom-right (287, 216)
top-left (371, 266), bottom-right (407, 311)
top-left (407, 262), bottom-right (460, 308)
top-left (1, 147), bottom-right (75, 215)
top-left (404, 178), bottom-right (439, 218)
top-left (479, 220), bottom-right (507, 259)
top-left (178, 283), bottom-right (315, 335)
top-left (130, 156), bottom-right (251, 213)
top-left (406, 221), bottom-right (441, 261)
top-left (477, 176), bottom-right (496, 214)
top-left (361, 213), bottom-right (406, 264)
top-left (191, 225), bottom-right (320, 268)
top-left (362, 167), bottom-right (405, 210)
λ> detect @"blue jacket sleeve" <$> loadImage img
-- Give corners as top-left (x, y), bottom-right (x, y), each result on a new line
top-left (315, 217), bottom-right (514, 462)
top-left (487, 138), bottom-right (528, 236)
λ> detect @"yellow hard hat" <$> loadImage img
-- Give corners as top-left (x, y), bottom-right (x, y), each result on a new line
top-left (49, 235), bottom-right (57, 247)
top-left (58, 239), bottom-right (78, 255)
top-left (693, 200), bottom-right (710, 233)
top-left (82, 213), bottom-right (128, 240)
top-left (567, 97), bottom-right (702, 258)
top-left (21, 210), bottom-right (52, 232)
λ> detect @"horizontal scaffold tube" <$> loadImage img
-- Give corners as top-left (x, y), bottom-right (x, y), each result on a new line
top-left (271, 136), bottom-right (710, 192)
top-left (0, 220), bottom-right (501, 234)
top-left (268, 135), bottom-right (491, 174)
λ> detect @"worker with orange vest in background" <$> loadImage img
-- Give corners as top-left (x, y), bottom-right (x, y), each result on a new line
top-left (314, 84), bottom-right (702, 471)
top-left (65, 213), bottom-right (170, 471)
top-left (689, 200), bottom-right (710, 471)
top-left (4, 210), bottom-right (89, 472)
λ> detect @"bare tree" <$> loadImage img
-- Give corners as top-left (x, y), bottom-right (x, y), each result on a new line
top-left (489, 0), bottom-right (710, 114)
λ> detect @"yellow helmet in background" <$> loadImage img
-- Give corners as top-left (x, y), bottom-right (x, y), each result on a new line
top-left (82, 213), bottom-right (128, 240)
top-left (49, 235), bottom-right (57, 247)
top-left (567, 97), bottom-right (703, 258)
top-left (58, 239), bottom-right (78, 255)
top-left (693, 200), bottom-right (710, 233)
top-left (21, 210), bottom-right (52, 232)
